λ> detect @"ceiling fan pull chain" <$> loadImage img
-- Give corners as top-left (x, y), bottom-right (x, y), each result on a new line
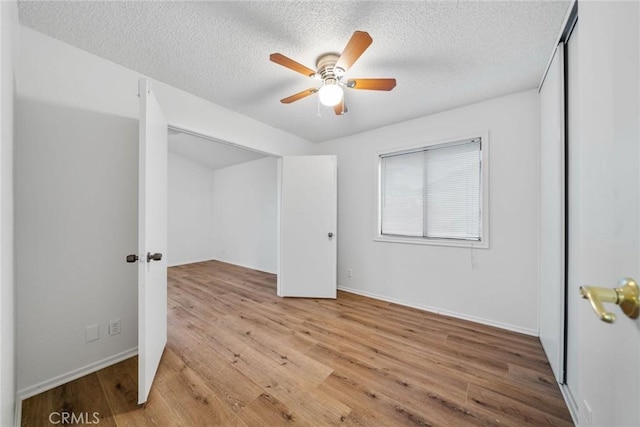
top-left (316, 95), bottom-right (322, 118)
top-left (342, 91), bottom-right (346, 115)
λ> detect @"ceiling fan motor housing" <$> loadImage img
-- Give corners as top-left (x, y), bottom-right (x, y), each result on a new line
top-left (316, 53), bottom-right (344, 83)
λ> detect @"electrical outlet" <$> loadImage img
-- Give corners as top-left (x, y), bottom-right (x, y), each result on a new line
top-left (85, 324), bottom-right (99, 343)
top-left (347, 268), bottom-right (353, 278)
top-left (108, 319), bottom-right (121, 336)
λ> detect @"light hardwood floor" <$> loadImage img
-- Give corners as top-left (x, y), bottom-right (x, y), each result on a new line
top-left (22, 260), bottom-right (573, 426)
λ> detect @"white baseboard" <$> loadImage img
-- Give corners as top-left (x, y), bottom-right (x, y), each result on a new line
top-left (17, 347), bottom-right (138, 401)
top-left (168, 256), bottom-right (215, 268)
top-left (559, 383), bottom-right (580, 426)
top-left (337, 286), bottom-right (539, 337)
top-left (13, 399), bottom-right (21, 427)
top-left (212, 258), bottom-right (277, 275)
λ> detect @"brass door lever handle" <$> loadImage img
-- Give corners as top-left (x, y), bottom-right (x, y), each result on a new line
top-left (580, 278), bottom-right (640, 323)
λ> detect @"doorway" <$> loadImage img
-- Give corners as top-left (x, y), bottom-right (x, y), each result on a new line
top-left (165, 125), bottom-right (339, 299)
top-left (166, 126), bottom-right (279, 275)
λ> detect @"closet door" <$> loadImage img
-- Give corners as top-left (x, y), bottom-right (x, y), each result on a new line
top-left (539, 42), bottom-right (566, 383)
top-left (278, 156), bottom-right (337, 298)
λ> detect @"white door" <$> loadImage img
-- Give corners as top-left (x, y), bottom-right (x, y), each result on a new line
top-left (539, 42), bottom-right (566, 384)
top-left (137, 79), bottom-right (168, 404)
top-left (574, 2), bottom-right (639, 426)
top-left (278, 156), bottom-right (337, 298)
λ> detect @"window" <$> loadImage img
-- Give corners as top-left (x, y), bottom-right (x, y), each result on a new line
top-left (377, 135), bottom-right (488, 248)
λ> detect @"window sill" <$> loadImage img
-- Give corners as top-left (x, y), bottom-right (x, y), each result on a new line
top-left (374, 235), bottom-right (489, 249)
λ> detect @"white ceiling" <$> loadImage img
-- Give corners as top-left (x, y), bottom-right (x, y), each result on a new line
top-left (18, 0), bottom-right (570, 143)
top-left (168, 130), bottom-right (267, 171)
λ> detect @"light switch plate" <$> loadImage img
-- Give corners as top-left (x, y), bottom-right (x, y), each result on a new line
top-left (85, 324), bottom-right (99, 343)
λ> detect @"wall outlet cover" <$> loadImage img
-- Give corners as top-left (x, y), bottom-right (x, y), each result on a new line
top-left (108, 319), bottom-right (121, 336)
top-left (85, 324), bottom-right (99, 343)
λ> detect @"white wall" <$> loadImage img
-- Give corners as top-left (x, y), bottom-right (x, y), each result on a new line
top-left (15, 99), bottom-right (139, 395)
top-left (167, 153), bottom-right (215, 267)
top-left (0, 1), bottom-right (18, 424)
top-left (314, 90), bottom-right (540, 334)
top-left (212, 157), bottom-right (278, 274)
top-left (167, 154), bottom-right (277, 273)
top-left (14, 26), bottom-right (311, 396)
top-left (17, 27), bottom-right (313, 157)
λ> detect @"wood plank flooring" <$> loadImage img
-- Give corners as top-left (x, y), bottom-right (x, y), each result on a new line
top-left (21, 260), bottom-right (573, 426)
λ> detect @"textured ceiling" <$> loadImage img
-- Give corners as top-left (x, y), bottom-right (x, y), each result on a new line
top-left (18, 0), bottom-right (570, 143)
top-left (168, 130), bottom-right (267, 171)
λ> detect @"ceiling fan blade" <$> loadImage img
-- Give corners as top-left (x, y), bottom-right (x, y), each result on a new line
top-left (270, 53), bottom-right (317, 78)
top-left (280, 88), bottom-right (318, 104)
top-left (335, 31), bottom-right (373, 72)
top-left (334, 97), bottom-right (348, 115)
top-left (347, 78), bottom-right (397, 91)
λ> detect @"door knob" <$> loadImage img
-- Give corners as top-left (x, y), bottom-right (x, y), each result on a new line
top-left (147, 252), bottom-right (163, 262)
top-left (126, 254), bottom-right (139, 263)
top-left (328, 232), bottom-right (334, 238)
top-left (580, 278), bottom-right (640, 323)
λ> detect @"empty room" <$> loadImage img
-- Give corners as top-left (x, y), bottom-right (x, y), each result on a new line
top-left (1, 1), bottom-right (639, 426)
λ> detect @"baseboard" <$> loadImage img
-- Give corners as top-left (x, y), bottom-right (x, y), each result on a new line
top-left (213, 258), bottom-right (276, 275)
top-left (17, 347), bottom-right (138, 401)
top-left (337, 286), bottom-right (538, 337)
top-left (559, 383), bottom-right (580, 426)
top-left (13, 399), bottom-right (21, 427)
top-left (168, 257), bottom-right (216, 268)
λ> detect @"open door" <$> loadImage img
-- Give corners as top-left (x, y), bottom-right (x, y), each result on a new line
top-left (573, 3), bottom-right (639, 425)
top-left (278, 156), bottom-right (337, 298)
top-left (137, 79), bottom-right (168, 404)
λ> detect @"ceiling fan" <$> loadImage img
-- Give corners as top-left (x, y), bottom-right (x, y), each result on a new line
top-left (270, 31), bottom-right (397, 115)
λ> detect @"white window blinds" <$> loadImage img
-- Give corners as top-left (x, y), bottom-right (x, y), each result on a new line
top-left (381, 151), bottom-right (424, 236)
top-left (380, 138), bottom-right (482, 241)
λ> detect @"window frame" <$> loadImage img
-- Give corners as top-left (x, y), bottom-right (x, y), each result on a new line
top-left (374, 131), bottom-right (490, 249)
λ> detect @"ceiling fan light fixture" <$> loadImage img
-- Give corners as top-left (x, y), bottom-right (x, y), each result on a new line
top-left (270, 31), bottom-right (395, 114)
top-left (318, 81), bottom-right (343, 107)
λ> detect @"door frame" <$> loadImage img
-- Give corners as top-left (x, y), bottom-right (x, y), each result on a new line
top-left (167, 125), bottom-right (278, 160)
